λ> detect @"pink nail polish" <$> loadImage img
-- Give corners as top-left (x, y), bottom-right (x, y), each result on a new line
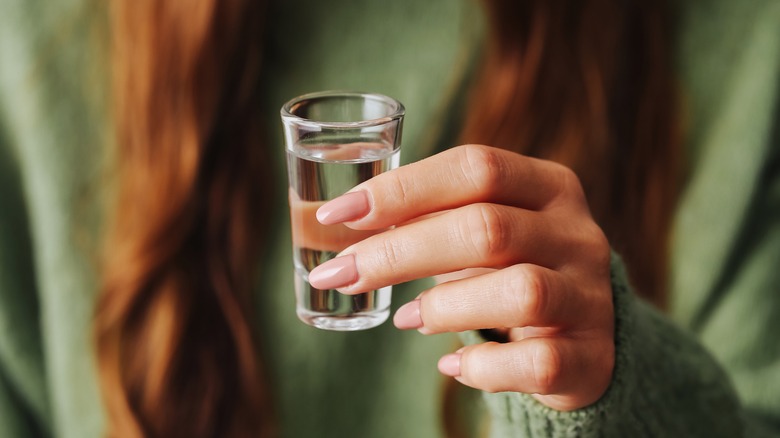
top-left (316, 191), bottom-right (370, 225)
top-left (308, 254), bottom-right (358, 290)
top-left (393, 300), bottom-right (423, 329)
top-left (438, 353), bottom-right (461, 377)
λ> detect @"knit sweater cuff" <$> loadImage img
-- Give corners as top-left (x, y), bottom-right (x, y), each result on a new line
top-left (460, 252), bottom-right (742, 436)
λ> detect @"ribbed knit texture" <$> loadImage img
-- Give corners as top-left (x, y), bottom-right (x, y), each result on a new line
top-left (1, 0), bottom-right (779, 436)
top-left (463, 254), bottom-right (743, 437)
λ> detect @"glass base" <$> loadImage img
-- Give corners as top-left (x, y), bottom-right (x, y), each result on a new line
top-left (297, 308), bottom-right (390, 331)
top-left (293, 270), bottom-right (392, 331)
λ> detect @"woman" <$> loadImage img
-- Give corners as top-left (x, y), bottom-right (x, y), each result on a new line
top-left (0, 0), bottom-right (778, 436)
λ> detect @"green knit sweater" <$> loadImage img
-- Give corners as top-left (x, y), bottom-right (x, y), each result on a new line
top-left (0, 0), bottom-right (778, 437)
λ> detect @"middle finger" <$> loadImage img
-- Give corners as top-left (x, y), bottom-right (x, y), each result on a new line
top-left (307, 203), bottom-right (568, 294)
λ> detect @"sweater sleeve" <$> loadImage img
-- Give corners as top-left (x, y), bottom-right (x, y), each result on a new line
top-left (461, 253), bottom-right (748, 437)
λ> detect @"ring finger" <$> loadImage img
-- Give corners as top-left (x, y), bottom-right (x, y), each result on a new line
top-left (394, 264), bottom-right (585, 333)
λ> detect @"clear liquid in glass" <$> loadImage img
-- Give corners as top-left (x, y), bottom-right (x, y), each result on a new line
top-left (287, 141), bottom-right (399, 330)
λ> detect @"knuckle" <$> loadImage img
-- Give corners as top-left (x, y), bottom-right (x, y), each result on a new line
top-left (531, 341), bottom-right (563, 395)
top-left (458, 144), bottom-right (504, 197)
top-left (376, 239), bottom-right (402, 273)
top-left (552, 163), bottom-right (585, 201)
top-left (575, 222), bottom-right (611, 267)
top-left (385, 171), bottom-right (411, 206)
top-left (506, 265), bottom-right (547, 324)
top-left (462, 204), bottom-right (511, 261)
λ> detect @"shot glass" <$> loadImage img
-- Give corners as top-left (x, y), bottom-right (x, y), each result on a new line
top-left (281, 91), bottom-right (404, 331)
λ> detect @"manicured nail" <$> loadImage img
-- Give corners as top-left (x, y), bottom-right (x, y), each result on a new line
top-left (393, 300), bottom-right (423, 329)
top-left (308, 255), bottom-right (358, 290)
top-left (316, 191), bottom-right (370, 225)
top-left (438, 353), bottom-right (461, 377)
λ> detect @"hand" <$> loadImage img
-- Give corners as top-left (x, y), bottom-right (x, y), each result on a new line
top-left (309, 145), bottom-right (614, 411)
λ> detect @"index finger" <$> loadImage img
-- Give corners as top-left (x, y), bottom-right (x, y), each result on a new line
top-left (316, 144), bottom-right (581, 230)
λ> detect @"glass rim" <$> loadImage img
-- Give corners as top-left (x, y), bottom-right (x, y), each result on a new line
top-left (280, 90), bottom-right (405, 128)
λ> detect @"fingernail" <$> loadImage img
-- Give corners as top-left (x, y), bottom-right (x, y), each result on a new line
top-left (438, 353), bottom-right (461, 377)
top-left (393, 300), bottom-right (423, 329)
top-left (308, 255), bottom-right (358, 290)
top-left (316, 191), bottom-right (370, 225)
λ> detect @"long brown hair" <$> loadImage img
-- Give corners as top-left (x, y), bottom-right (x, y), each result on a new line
top-left (96, 0), bottom-right (678, 436)
top-left (461, 0), bottom-right (680, 306)
top-left (449, 0), bottom-right (679, 434)
top-left (95, 1), bottom-right (273, 436)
